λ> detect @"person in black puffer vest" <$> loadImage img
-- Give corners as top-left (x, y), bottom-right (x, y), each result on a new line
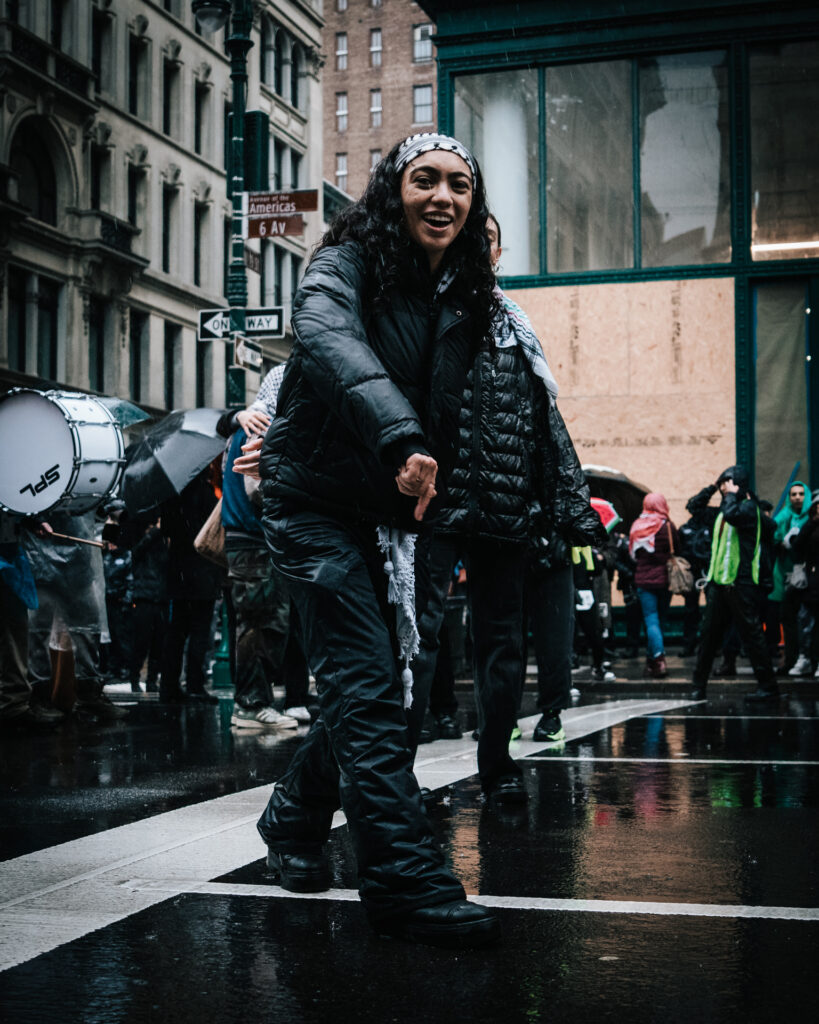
top-left (233, 134), bottom-right (502, 949)
top-left (407, 213), bottom-right (603, 801)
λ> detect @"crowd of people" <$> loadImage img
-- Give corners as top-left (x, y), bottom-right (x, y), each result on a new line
top-left (2, 132), bottom-right (818, 950)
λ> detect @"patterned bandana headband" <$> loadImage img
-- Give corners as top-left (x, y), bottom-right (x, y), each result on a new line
top-left (394, 133), bottom-right (477, 180)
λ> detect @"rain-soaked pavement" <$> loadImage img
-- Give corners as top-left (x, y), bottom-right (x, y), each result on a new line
top-left (1, 657), bottom-right (817, 1023)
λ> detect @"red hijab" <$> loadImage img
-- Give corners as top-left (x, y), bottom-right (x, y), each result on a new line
top-left (628, 492), bottom-right (670, 557)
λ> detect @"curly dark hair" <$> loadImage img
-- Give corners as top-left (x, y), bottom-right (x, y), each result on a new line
top-left (318, 138), bottom-right (500, 346)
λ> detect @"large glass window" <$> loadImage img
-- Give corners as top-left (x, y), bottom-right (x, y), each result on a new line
top-left (750, 41), bottom-right (819, 261)
top-left (754, 280), bottom-right (811, 497)
top-left (454, 69), bottom-right (540, 275)
top-left (639, 51), bottom-right (731, 267)
top-left (546, 61), bottom-right (632, 272)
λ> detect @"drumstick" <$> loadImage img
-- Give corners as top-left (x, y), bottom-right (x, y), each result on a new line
top-left (48, 531), bottom-right (105, 549)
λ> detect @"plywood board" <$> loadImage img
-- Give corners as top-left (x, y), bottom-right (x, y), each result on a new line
top-left (507, 277), bottom-right (736, 525)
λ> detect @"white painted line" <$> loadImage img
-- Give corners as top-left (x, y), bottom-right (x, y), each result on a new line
top-left (0, 697), bottom-right (719, 973)
top-left (524, 757), bottom-right (819, 766)
top-left (652, 715), bottom-right (819, 721)
top-left (123, 879), bottom-right (819, 923)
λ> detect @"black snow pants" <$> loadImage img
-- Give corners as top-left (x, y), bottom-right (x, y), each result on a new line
top-left (257, 512), bottom-right (464, 924)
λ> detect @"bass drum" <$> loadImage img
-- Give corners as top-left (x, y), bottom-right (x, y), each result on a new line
top-left (0, 389), bottom-right (124, 516)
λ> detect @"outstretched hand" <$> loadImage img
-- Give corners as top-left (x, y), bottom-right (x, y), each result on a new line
top-left (395, 453), bottom-right (438, 522)
top-left (233, 435), bottom-right (263, 479)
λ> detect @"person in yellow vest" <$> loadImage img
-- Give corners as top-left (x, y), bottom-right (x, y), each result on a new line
top-left (691, 465), bottom-right (778, 702)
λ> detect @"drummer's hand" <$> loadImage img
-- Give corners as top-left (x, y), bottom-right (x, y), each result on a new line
top-left (395, 453), bottom-right (438, 522)
top-left (34, 521), bottom-right (53, 538)
top-left (236, 408), bottom-right (271, 436)
top-left (233, 436), bottom-right (263, 479)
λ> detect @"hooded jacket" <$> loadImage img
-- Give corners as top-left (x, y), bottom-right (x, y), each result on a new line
top-left (773, 479), bottom-right (810, 599)
top-left (259, 241), bottom-right (478, 530)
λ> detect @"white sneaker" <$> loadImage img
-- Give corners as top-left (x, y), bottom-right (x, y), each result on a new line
top-left (788, 654), bottom-right (812, 677)
top-left (283, 705), bottom-right (312, 724)
top-left (231, 706), bottom-right (299, 730)
top-left (570, 687), bottom-right (581, 699)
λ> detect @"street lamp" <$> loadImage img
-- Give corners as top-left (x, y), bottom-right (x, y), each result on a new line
top-left (193, 0), bottom-right (253, 400)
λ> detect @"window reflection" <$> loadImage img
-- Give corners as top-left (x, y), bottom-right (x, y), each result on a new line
top-left (754, 280), bottom-right (810, 498)
top-left (546, 61), bottom-right (633, 272)
top-left (639, 52), bottom-right (731, 267)
top-left (750, 41), bottom-right (819, 260)
top-left (454, 69), bottom-right (540, 276)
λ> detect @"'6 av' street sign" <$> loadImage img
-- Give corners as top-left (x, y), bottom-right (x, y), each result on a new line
top-left (198, 306), bottom-right (284, 341)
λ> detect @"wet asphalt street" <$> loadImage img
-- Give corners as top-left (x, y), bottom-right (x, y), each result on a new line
top-left (1, 658), bottom-right (817, 1024)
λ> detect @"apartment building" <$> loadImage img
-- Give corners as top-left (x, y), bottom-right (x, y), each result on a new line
top-left (323, 0), bottom-right (435, 200)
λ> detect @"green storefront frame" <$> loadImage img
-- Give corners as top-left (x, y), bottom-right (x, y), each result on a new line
top-left (425, 0), bottom-right (819, 489)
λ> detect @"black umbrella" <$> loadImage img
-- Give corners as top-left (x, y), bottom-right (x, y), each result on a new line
top-left (582, 464), bottom-right (650, 529)
top-left (121, 408), bottom-right (226, 515)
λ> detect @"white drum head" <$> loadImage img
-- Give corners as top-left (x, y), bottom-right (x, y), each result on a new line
top-left (0, 391), bottom-right (75, 515)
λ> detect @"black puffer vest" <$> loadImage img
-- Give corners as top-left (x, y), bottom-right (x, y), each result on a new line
top-left (436, 344), bottom-right (539, 543)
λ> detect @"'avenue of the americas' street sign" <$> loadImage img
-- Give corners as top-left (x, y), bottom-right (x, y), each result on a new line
top-left (243, 188), bottom-right (318, 240)
top-left (198, 307), bottom-right (284, 340)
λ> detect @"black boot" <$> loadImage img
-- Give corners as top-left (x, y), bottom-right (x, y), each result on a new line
top-left (376, 900), bottom-right (500, 948)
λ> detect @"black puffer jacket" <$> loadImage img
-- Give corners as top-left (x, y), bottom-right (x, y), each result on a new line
top-left (437, 342), bottom-right (602, 547)
top-left (259, 241), bottom-right (478, 530)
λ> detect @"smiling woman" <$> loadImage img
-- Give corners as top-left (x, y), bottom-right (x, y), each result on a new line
top-left (399, 153), bottom-right (473, 272)
top-left (232, 134), bottom-right (503, 950)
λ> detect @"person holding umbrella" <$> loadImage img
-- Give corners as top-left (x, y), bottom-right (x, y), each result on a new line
top-left (122, 409), bottom-right (228, 704)
top-left (234, 134), bottom-right (502, 947)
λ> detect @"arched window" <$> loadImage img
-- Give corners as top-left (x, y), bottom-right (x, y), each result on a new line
top-left (290, 42), bottom-right (303, 110)
top-left (10, 120), bottom-right (58, 225)
top-left (274, 30), bottom-right (287, 98)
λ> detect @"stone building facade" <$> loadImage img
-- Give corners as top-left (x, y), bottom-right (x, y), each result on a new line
top-left (323, 0), bottom-right (436, 200)
top-left (0, 0), bottom-right (325, 411)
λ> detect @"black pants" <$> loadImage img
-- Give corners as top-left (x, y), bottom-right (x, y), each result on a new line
top-left (130, 600), bottom-right (166, 688)
top-left (409, 533), bottom-right (525, 790)
top-left (681, 588), bottom-right (702, 651)
top-left (781, 587), bottom-right (806, 669)
top-left (523, 563), bottom-right (574, 715)
top-left (257, 512), bottom-right (464, 924)
top-left (693, 583), bottom-right (775, 690)
top-left (161, 598), bottom-right (214, 696)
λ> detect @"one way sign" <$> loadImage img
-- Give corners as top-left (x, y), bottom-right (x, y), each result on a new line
top-left (198, 306), bottom-right (284, 340)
